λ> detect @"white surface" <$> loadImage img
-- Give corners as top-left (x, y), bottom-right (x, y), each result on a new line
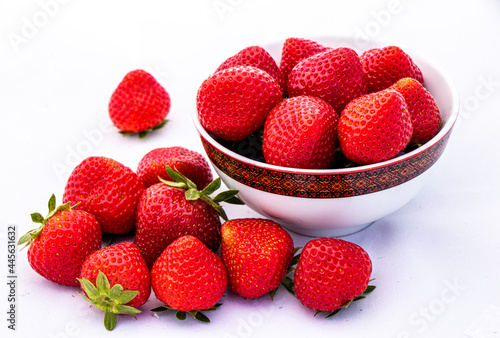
top-left (1, 0), bottom-right (499, 337)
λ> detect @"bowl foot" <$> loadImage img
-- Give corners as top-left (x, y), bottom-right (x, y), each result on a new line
top-left (281, 221), bottom-right (375, 238)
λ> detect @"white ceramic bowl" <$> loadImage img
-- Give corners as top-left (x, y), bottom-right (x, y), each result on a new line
top-left (192, 36), bottom-right (459, 237)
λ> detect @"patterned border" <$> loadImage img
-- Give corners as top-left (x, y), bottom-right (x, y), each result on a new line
top-left (201, 133), bottom-right (451, 198)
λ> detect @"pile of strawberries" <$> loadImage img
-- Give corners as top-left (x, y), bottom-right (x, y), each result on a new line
top-left (197, 37), bottom-right (441, 168)
top-left (19, 37), bottom-right (389, 331)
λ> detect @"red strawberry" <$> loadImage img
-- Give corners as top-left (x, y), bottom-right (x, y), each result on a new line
top-left (63, 156), bottom-right (145, 234)
top-left (134, 166), bottom-right (241, 269)
top-left (216, 45), bottom-right (285, 93)
top-left (136, 146), bottom-right (213, 189)
top-left (287, 47), bottom-right (367, 113)
top-left (78, 242), bottom-right (151, 331)
top-left (196, 66), bottom-right (283, 141)
top-left (293, 238), bottom-right (374, 315)
top-left (109, 69), bottom-right (170, 138)
top-left (338, 89), bottom-right (413, 165)
top-left (151, 235), bottom-right (227, 322)
top-left (18, 194), bottom-right (101, 287)
top-left (220, 218), bottom-right (294, 299)
top-left (279, 37), bottom-right (331, 90)
top-left (360, 46), bottom-right (424, 93)
top-left (390, 77), bottom-right (441, 144)
top-left (263, 96), bottom-right (339, 169)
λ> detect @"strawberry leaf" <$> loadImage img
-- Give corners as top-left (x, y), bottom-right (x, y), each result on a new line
top-left (104, 312), bottom-right (117, 331)
top-left (119, 120), bottom-right (169, 139)
top-left (48, 194), bottom-right (56, 213)
top-left (176, 311), bottom-right (187, 320)
top-left (30, 213), bottom-right (45, 224)
top-left (281, 276), bottom-right (295, 295)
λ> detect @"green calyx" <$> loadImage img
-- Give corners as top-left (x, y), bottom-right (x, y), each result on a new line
top-left (314, 283), bottom-right (376, 319)
top-left (18, 194), bottom-right (78, 250)
top-left (77, 271), bottom-right (141, 331)
top-left (119, 119), bottom-right (169, 139)
top-left (159, 166), bottom-right (244, 221)
top-left (151, 303), bottom-right (222, 323)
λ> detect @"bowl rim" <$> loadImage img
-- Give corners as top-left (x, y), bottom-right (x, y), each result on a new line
top-left (192, 35), bottom-right (460, 176)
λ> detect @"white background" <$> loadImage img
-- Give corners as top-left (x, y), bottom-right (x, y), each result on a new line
top-left (1, 0), bottom-right (500, 337)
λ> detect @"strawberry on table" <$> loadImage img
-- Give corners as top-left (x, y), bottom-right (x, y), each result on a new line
top-left (196, 66), bottom-right (282, 141)
top-left (18, 194), bottom-right (101, 287)
top-left (293, 238), bottom-right (374, 317)
top-left (279, 37), bottom-right (331, 92)
top-left (287, 47), bottom-right (367, 113)
top-left (221, 218), bottom-right (294, 299)
top-left (263, 95), bottom-right (339, 169)
top-left (134, 166), bottom-right (242, 269)
top-left (338, 89), bottom-right (413, 165)
top-left (216, 45), bottom-right (285, 93)
top-left (360, 46), bottom-right (424, 93)
top-left (136, 146), bottom-right (213, 189)
top-left (109, 69), bottom-right (170, 138)
top-left (63, 156), bottom-right (145, 234)
top-left (151, 235), bottom-right (227, 322)
top-left (78, 242), bottom-right (151, 331)
top-left (390, 77), bottom-right (441, 144)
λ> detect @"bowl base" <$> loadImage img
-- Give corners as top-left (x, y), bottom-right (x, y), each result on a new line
top-left (281, 221), bottom-right (375, 238)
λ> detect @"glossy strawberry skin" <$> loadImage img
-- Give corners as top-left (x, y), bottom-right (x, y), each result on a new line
top-left (263, 96), bottom-right (339, 169)
top-left (360, 46), bottom-right (424, 93)
top-left (109, 69), bottom-right (170, 133)
top-left (390, 77), bottom-right (441, 144)
top-left (63, 156), bottom-right (145, 234)
top-left (151, 235), bottom-right (227, 311)
top-left (136, 147), bottom-right (213, 189)
top-left (196, 66), bottom-right (283, 141)
top-left (134, 183), bottom-right (221, 269)
top-left (221, 218), bottom-right (294, 299)
top-left (287, 47), bottom-right (367, 113)
top-left (27, 209), bottom-right (101, 287)
top-left (279, 37), bottom-right (331, 90)
top-left (293, 238), bottom-right (372, 312)
top-left (80, 242), bottom-right (151, 308)
top-left (338, 89), bottom-right (413, 165)
top-left (216, 45), bottom-right (285, 93)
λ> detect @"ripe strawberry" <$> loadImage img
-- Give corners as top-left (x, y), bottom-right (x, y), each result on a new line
top-left (18, 194), bottom-right (101, 287)
top-left (293, 238), bottom-right (374, 316)
top-left (390, 77), bottom-right (441, 144)
top-left (151, 235), bottom-right (227, 322)
top-left (63, 156), bottom-right (145, 234)
top-left (196, 66), bottom-right (282, 141)
top-left (287, 47), bottom-right (367, 113)
top-left (78, 242), bottom-right (151, 331)
top-left (338, 89), bottom-right (413, 165)
top-left (263, 96), bottom-right (339, 169)
top-left (220, 218), bottom-right (294, 299)
top-left (216, 45), bottom-right (285, 93)
top-left (134, 166), bottom-right (241, 269)
top-left (136, 146), bottom-right (213, 189)
top-left (109, 69), bottom-right (170, 138)
top-left (279, 37), bottom-right (331, 90)
top-left (360, 46), bottom-right (424, 93)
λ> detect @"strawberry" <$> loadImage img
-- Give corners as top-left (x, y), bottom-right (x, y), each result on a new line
top-left (136, 146), bottom-right (213, 189)
top-left (263, 96), bottom-right (339, 169)
top-left (134, 166), bottom-right (241, 269)
top-left (338, 89), bottom-right (413, 165)
top-left (293, 238), bottom-right (374, 316)
top-left (18, 194), bottom-right (101, 287)
top-left (109, 69), bottom-right (170, 138)
top-left (196, 66), bottom-right (283, 141)
top-left (63, 156), bottom-right (145, 234)
top-left (151, 235), bottom-right (227, 322)
top-left (220, 218), bottom-right (294, 299)
top-left (216, 45), bottom-right (285, 93)
top-left (287, 47), bottom-right (367, 113)
top-left (360, 46), bottom-right (424, 93)
top-left (390, 77), bottom-right (441, 144)
top-left (78, 242), bottom-right (151, 331)
top-left (279, 37), bottom-right (331, 91)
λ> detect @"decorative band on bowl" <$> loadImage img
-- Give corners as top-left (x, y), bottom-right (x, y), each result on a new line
top-left (201, 133), bottom-right (451, 198)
